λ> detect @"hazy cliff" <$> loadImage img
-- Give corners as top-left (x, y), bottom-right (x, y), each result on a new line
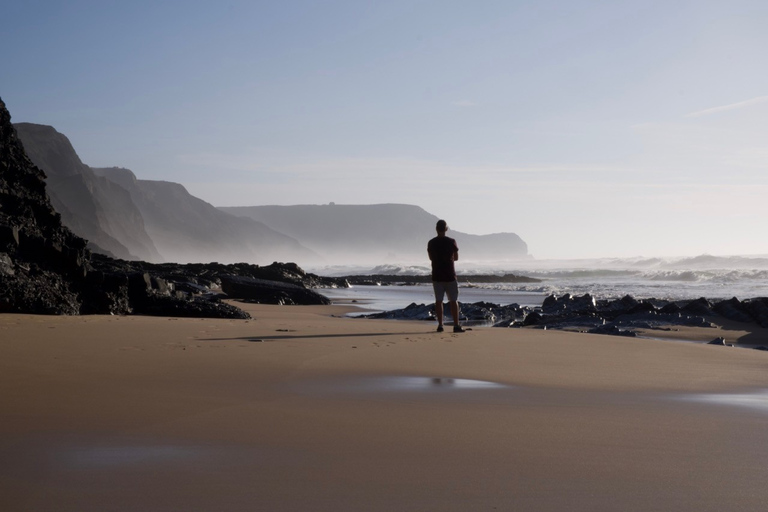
top-left (92, 167), bottom-right (317, 264)
top-left (14, 123), bottom-right (161, 261)
top-left (221, 204), bottom-right (528, 264)
top-left (13, 122), bottom-right (527, 266)
top-left (14, 122), bottom-right (317, 265)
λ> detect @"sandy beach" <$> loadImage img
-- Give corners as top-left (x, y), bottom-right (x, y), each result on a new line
top-left (2, 302), bottom-right (768, 511)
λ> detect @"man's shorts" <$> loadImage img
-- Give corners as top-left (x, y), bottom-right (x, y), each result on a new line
top-left (432, 280), bottom-right (459, 302)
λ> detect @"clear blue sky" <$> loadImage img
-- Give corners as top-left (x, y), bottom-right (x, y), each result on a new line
top-left (4, 0), bottom-right (767, 258)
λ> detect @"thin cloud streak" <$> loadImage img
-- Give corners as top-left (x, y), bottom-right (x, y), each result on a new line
top-left (685, 95), bottom-right (768, 118)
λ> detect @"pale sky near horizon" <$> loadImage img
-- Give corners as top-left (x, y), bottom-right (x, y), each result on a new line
top-left (3, 0), bottom-right (767, 259)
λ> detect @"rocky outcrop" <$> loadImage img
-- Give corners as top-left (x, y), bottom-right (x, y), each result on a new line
top-left (220, 276), bottom-right (331, 305)
top-left (221, 203), bottom-right (529, 264)
top-left (366, 301), bottom-right (526, 324)
top-left (89, 254), bottom-right (344, 309)
top-left (1, 100), bottom-right (93, 314)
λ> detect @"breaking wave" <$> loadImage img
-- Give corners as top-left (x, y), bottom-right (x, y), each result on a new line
top-left (311, 254), bottom-right (768, 301)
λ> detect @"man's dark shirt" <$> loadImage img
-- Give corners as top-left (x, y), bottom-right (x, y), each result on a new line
top-left (428, 235), bottom-right (458, 282)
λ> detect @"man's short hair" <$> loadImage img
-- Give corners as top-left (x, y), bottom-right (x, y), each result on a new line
top-left (436, 219), bottom-right (448, 232)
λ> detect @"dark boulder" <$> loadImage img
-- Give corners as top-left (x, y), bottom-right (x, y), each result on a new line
top-left (680, 298), bottom-right (714, 317)
top-left (588, 324), bottom-right (637, 337)
top-left (542, 293), bottom-right (596, 315)
top-left (220, 275), bottom-right (331, 305)
top-left (134, 295), bottom-right (249, 319)
top-left (712, 297), bottom-right (754, 324)
top-left (596, 295), bottom-right (639, 318)
top-left (627, 300), bottom-right (656, 315)
top-left (659, 302), bottom-right (681, 315)
top-left (523, 311), bottom-right (543, 326)
top-left (742, 298), bottom-right (768, 328)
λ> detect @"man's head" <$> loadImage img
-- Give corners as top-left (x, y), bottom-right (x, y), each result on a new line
top-left (436, 219), bottom-right (448, 234)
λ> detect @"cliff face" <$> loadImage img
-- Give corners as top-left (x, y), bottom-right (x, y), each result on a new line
top-left (221, 204), bottom-right (529, 264)
top-left (0, 100), bottom-right (92, 314)
top-left (14, 123), bottom-right (162, 262)
top-left (14, 124), bottom-right (316, 265)
top-left (12, 117), bottom-right (526, 268)
top-left (92, 167), bottom-right (317, 264)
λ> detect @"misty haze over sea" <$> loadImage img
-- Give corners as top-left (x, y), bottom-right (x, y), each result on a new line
top-left (315, 254), bottom-right (768, 311)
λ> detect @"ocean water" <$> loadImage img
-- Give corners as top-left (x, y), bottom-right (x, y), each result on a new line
top-left (321, 283), bottom-right (546, 313)
top-left (313, 254), bottom-right (768, 313)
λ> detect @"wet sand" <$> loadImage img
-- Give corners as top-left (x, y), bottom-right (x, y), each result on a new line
top-left (2, 303), bottom-right (768, 511)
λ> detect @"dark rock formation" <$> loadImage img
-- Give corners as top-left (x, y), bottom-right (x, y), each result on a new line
top-left (87, 253), bottom-right (344, 311)
top-left (680, 297), bottom-right (714, 317)
top-left (366, 301), bottom-right (526, 326)
top-left (363, 293), bottom-right (768, 338)
top-left (541, 293), bottom-right (597, 315)
top-left (588, 325), bottom-right (637, 337)
top-left (1, 100), bottom-right (91, 314)
top-left (742, 298), bottom-right (768, 328)
top-left (220, 276), bottom-right (331, 306)
top-left (712, 297), bottom-right (754, 323)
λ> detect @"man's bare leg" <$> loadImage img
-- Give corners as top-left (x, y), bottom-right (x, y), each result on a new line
top-left (449, 300), bottom-right (465, 332)
top-left (449, 300), bottom-right (460, 327)
top-left (435, 301), bottom-right (444, 331)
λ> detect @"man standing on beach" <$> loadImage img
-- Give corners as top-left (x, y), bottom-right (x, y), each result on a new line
top-left (428, 220), bottom-right (465, 333)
